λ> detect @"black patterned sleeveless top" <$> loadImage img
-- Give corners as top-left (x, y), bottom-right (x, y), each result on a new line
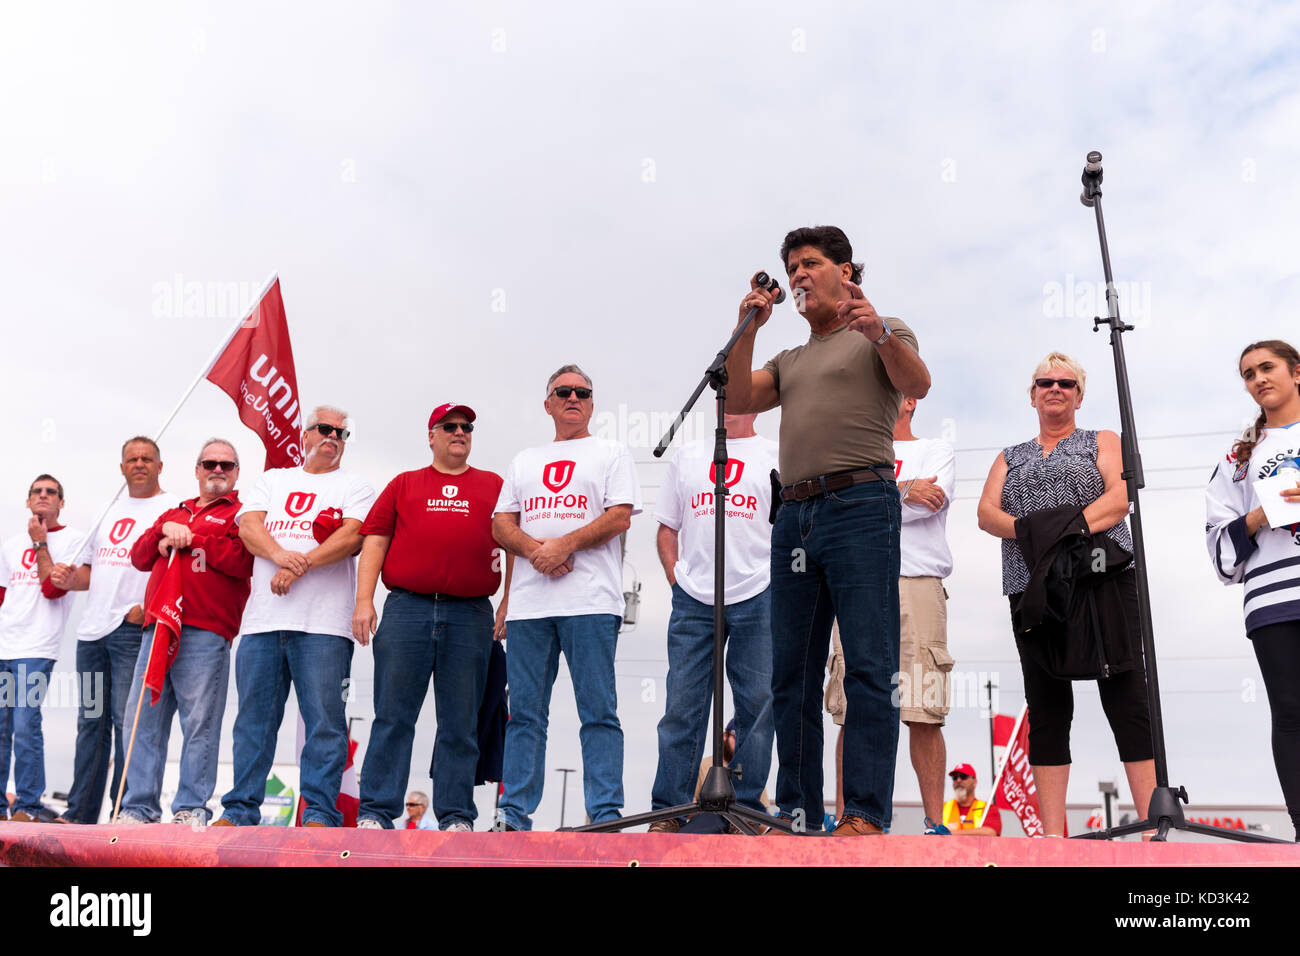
top-left (999, 428), bottom-right (1133, 595)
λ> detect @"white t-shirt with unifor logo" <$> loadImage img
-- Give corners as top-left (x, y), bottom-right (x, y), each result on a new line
top-left (894, 437), bottom-right (955, 579)
top-left (655, 435), bottom-right (779, 606)
top-left (495, 436), bottom-right (643, 621)
top-left (0, 526), bottom-right (83, 659)
top-left (76, 493), bottom-right (168, 641)
top-left (238, 467), bottom-right (377, 641)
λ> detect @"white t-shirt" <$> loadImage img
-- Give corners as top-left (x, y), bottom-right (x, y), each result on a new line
top-left (76, 493), bottom-right (168, 641)
top-left (495, 436), bottom-right (642, 620)
top-left (895, 437), bottom-right (955, 579)
top-left (238, 467), bottom-right (376, 641)
top-left (655, 435), bottom-right (778, 605)
top-left (0, 525), bottom-right (83, 659)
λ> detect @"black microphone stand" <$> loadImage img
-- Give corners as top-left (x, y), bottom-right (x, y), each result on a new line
top-left (1073, 151), bottom-right (1288, 844)
top-left (573, 274), bottom-right (798, 836)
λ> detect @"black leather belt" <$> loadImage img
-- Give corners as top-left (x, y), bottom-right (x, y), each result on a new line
top-left (779, 466), bottom-right (894, 502)
top-left (393, 587), bottom-right (486, 601)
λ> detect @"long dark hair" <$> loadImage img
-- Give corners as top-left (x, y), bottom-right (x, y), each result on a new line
top-left (1233, 340), bottom-right (1300, 463)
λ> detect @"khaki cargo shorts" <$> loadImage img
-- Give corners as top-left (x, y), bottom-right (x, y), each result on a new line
top-left (825, 576), bottom-right (953, 726)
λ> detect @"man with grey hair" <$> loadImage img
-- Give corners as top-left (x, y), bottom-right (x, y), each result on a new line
top-left (118, 439), bottom-right (254, 824)
top-left (402, 790), bottom-right (436, 830)
top-left (492, 364), bottom-right (642, 830)
top-left (213, 406), bottom-right (375, 827)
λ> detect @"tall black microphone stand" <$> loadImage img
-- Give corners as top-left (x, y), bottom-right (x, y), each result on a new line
top-left (1073, 151), bottom-right (1287, 844)
top-left (573, 273), bottom-right (798, 836)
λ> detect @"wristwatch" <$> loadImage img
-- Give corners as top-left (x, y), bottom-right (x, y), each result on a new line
top-left (31, 541), bottom-right (47, 551)
top-left (872, 319), bottom-right (892, 346)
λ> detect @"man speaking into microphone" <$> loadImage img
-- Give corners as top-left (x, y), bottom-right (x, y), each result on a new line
top-left (724, 225), bottom-right (930, 835)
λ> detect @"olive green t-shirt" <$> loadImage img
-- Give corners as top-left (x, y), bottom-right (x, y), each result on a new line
top-left (762, 317), bottom-right (918, 484)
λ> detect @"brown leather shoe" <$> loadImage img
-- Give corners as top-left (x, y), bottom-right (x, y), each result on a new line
top-left (647, 819), bottom-right (681, 834)
top-left (7, 810), bottom-right (37, 823)
top-left (304, 821), bottom-right (328, 828)
top-left (833, 814), bottom-right (884, 836)
top-left (210, 818), bottom-right (236, 827)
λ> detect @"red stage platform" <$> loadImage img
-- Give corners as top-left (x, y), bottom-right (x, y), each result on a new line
top-left (2, 821), bottom-right (1298, 866)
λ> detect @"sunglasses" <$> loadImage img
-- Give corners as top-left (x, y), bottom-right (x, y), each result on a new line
top-left (550, 386), bottom-right (593, 400)
top-left (199, 460), bottom-right (239, 472)
top-left (29, 487), bottom-right (60, 497)
top-left (405, 802), bottom-right (424, 808)
top-left (311, 423), bottom-right (351, 441)
top-left (1034, 378), bottom-right (1078, 390)
top-left (436, 422), bottom-right (474, 434)
top-left (951, 773), bottom-right (972, 781)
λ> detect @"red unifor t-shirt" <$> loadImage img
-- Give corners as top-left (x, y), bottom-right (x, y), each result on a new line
top-left (361, 465), bottom-right (504, 597)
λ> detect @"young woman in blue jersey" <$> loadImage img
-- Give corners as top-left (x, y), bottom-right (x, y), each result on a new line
top-left (1206, 340), bottom-right (1300, 839)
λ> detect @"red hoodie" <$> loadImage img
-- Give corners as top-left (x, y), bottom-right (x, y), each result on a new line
top-left (131, 492), bottom-right (253, 641)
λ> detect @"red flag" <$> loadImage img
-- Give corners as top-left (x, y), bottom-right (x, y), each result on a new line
top-left (992, 713), bottom-right (1016, 747)
top-left (142, 554), bottom-right (183, 706)
top-left (205, 278), bottom-right (304, 469)
top-left (984, 705), bottom-right (1052, 837)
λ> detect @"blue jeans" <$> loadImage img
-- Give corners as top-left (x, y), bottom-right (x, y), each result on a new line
top-left (64, 622), bottom-right (145, 823)
top-left (121, 626), bottom-right (229, 822)
top-left (770, 478), bottom-right (901, 830)
top-left (499, 614), bottom-right (623, 831)
top-left (358, 590), bottom-right (493, 829)
top-left (0, 658), bottom-right (56, 814)
top-left (221, 630), bottom-right (354, 827)
top-left (651, 585), bottom-right (773, 814)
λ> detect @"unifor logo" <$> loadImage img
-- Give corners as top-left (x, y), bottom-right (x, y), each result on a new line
top-left (543, 461), bottom-right (575, 493)
top-left (285, 492), bottom-right (317, 518)
top-left (708, 459), bottom-right (745, 488)
top-left (21, 548), bottom-right (36, 569)
top-left (442, 484), bottom-right (459, 498)
top-left (109, 517), bottom-right (136, 545)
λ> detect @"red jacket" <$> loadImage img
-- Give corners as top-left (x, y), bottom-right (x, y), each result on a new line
top-left (131, 492), bottom-right (253, 641)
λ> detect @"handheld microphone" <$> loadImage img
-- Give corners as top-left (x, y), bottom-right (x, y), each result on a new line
top-left (1080, 150), bottom-right (1103, 207)
top-left (753, 271), bottom-right (787, 304)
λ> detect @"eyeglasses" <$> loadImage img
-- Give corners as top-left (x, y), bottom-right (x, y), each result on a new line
top-left (951, 773), bottom-right (972, 781)
top-left (405, 802), bottom-right (424, 808)
top-left (436, 422), bottom-right (474, 434)
top-left (29, 487), bottom-right (60, 497)
top-left (1034, 378), bottom-right (1078, 390)
top-left (311, 423), bottom-right (351, 441)
top-left (199, 460), bottom-right (239, 472)
top-left (549, 386), bottom-right (593, 400)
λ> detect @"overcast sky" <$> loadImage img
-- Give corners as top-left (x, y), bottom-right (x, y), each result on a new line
top-left (3, 1), bottom-right (1298, 830)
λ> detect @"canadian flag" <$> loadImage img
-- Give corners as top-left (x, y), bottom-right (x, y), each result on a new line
top-left (205, 278), bottom-right (304, 469)
top-left (294, 714), bottom-right (360, 827)
top-left (142, 553), bottom-right (183, 706)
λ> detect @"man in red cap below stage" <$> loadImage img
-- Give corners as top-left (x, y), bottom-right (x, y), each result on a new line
top-left (939, 762), bottom-right (1001, 836)
top-left (353, 402), bottom-right (512, 832)
top-left (117, 438), bottom-right (254, 825)
top-left (0, 475), bottom-right (83, 822)
top-left (213, 405), bottom-right (376, 828)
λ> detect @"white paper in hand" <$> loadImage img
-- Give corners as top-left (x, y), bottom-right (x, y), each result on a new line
top-left (1256, 472), bottom-right (1300, 528)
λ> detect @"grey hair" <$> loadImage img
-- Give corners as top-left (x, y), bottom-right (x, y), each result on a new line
top-left (195, 438), bottom-right (239, 467)
top-left (407, 790), bottom-right (429, 806)
top-left (546, 364), bottom-right (593, 394)
top-left (305, 404), bottom-right (351, 431)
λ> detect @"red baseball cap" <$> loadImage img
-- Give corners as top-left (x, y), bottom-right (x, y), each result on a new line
top-left (428, 403), bottom-right (477, 429)
top-left (949, 763), bottom-right (977, 779)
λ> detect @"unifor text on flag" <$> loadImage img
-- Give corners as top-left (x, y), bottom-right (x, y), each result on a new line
top-left (143, 554), bottom-right (183, 706)
top-left (206, 278), bottom-right (304, 469)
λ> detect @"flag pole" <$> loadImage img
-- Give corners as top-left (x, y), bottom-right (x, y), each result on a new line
top-left (977, 703), bottom-right (1028, 830)
top-left (67, 271), bottom-right (279, 563)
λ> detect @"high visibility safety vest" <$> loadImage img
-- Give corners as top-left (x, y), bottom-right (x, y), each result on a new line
top-left (942, 798), bottom-right (987, 830)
